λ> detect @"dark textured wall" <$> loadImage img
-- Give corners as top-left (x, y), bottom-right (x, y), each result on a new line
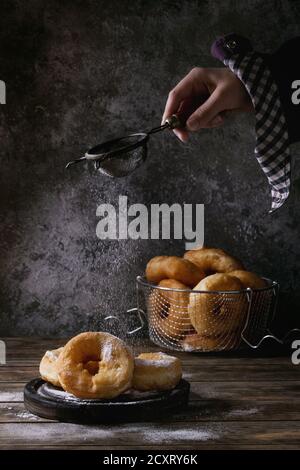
top-left (0, 0), bottom-right (300, 337)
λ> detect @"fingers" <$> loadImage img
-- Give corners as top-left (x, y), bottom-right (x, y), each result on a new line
top-left (186, 89), bottom-right (223, 131)
top-left (172, 113), bottom-right (223, 142)
top-left (161, 88), bottom-right (188, 126)
top-left (206, 114), bottom-right (224, 128)
top-left (161, 68), bottom-right (205, 125)
top-left (172, 128), bottom-right (189, 142)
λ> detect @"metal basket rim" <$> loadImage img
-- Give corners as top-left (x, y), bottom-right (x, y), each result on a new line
top-left (136, 275), bottom-right (278, 295)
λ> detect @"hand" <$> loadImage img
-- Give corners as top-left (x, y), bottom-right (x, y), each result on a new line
top-left (162, 67), bottom-right (253, 142)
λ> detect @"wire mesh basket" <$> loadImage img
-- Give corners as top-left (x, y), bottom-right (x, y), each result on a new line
top-left (131, 276), bottom-right (280, 352)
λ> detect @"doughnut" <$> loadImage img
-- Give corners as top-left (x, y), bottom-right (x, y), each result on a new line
top-left (184, 247), bottom-right (244, 275)
top-left (39, 347), bottom-right (64, 387)
top-left (188, 273), bottom-right (246, 337)
top-left (146, 256), bottom-right (205, 287)
top-left (229, 270), bottom-right (267, 289)
top-left (158, 279), bottom-right (191, 306)
top-left (132, 352), bottom-right (182, 391)
top-left (148, 280), bottom-right (193, 341)
top-left (57, 332), bottom-right (134, 399)
top-left (181, 332), bottom-right (241, 352)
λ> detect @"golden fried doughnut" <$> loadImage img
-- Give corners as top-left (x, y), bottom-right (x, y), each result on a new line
top-left (148, 280), bottom-right (193, 341)
top-left (39, 347), bottom-right (64, 387)
top-left (57, 332), bottom-right (134, 399)
top-left (229, 270), bottom-right (267, 289)
top-left (158, 279), bottom-right (191, 305)
top-left (181, 332), bottom-right (240, 352)
top-left (189, 273), bottom-right (246, 337)
top-left (184, 247), bottom-right (244, 274)
top-left (132, 352), bottom-right (182, 391)
top-left (146, 256), bottom-right (205, 287)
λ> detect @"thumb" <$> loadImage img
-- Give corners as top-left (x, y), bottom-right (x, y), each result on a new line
top-left (186, 90), bottom-right (222, 131)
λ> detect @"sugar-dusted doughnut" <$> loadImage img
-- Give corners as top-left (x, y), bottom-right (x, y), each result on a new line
top-left (158, 279), bottom-right (191, 306)
top-left (229, 270), bottom-right (267, 289)
top-left (181, 332), bottom-right (241, 352)
top-left (184, 247), bottom-right (244, 274)
top-left (188, 273), bottom-right (246, 337)
top-left (57, 332), bottom-right (134, 399)
top-left (146, 256), bottom-right (205, 287)
top-left (132, 352), bottom-right (182, 391)
top-left (39, 347), bottom-right (64, 387)
top-left (150, 279), bottom-right (193, 340)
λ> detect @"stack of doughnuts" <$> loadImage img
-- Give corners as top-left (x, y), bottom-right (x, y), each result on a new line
top-left (39, 331), bottom-right (182, 398)
top-left (145, 248), bottom-right (267, 351)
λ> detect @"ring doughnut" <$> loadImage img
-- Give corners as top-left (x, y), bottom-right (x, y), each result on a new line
top-left (57, 332), bottom-right (134, 399)
top-left (229, 270), bottom-right (267, 289)
top-left (146, 256), bottom-right (205, 287)
top-left (39, 347), bottom-right (64, 387)
top-left (149, 279), bottom-right (193, 340)
top-left (188, 273), bottom-right (246, 337)
top-left (184, 247), bottom-right (244, 275)
top-left (158, 279), bottom-right (191, 306)
top-left (181, 332), bottom-right (240, 352)
top-left (132, 352), bottom-right (182, 391)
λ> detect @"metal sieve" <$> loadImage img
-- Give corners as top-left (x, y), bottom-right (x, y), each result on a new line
top-left (65, 115), bottom-right (180, 177)
top-left (65, 96), bottom-right (207, 177)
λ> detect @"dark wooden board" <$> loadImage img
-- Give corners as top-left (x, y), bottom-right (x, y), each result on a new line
top-left (23, 378), bottom-right (190, 424)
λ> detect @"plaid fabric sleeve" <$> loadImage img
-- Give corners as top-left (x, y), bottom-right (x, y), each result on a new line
top-left (211, 34), bottom-right (291, 213)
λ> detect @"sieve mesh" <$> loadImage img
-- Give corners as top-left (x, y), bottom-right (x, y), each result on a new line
top-left (95, 144), bottom-right (147, 177)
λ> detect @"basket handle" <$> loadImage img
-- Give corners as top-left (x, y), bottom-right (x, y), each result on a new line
top-left (104, 307), bottom-right (146, 336)
top-left (241, 284), bottom-right (300, 348)
top-left (241, 328), bottom-right (300, 349)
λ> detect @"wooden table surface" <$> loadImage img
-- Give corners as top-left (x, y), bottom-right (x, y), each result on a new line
top-left (0, 337), bottom-right (299, 450)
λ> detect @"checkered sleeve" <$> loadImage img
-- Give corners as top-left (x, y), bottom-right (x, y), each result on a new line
top-left (211, 34), bottom-right (291, 213)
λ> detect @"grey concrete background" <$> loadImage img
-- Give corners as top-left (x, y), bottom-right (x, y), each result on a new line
top-left (0, 0), bottom-right (300, 338)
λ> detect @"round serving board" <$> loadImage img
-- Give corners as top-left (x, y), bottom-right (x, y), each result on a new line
top-left (24, 378), bottom-right (190, 424)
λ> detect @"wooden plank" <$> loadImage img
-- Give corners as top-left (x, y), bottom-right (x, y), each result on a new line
top-left (183, 363), bottom-right (298, 382)
top-left (0, 403), bottom-right (51, 423)
top-left (2, 444), bottom-right (300, 450)
top-left (2, 337), bottom-right (292, 365)
top-left (1, 363), bottom-right (298, 383)
top-left (0, 383), bottom-right (24, 402)
top-left (190, 381), bottom-right (300, 401)
top-left (0, 367), bottom-right (39, 383)
top-left (1, 399), bottom-right (300, 424)
top-left (0, 421), bottom-right (300, 449)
